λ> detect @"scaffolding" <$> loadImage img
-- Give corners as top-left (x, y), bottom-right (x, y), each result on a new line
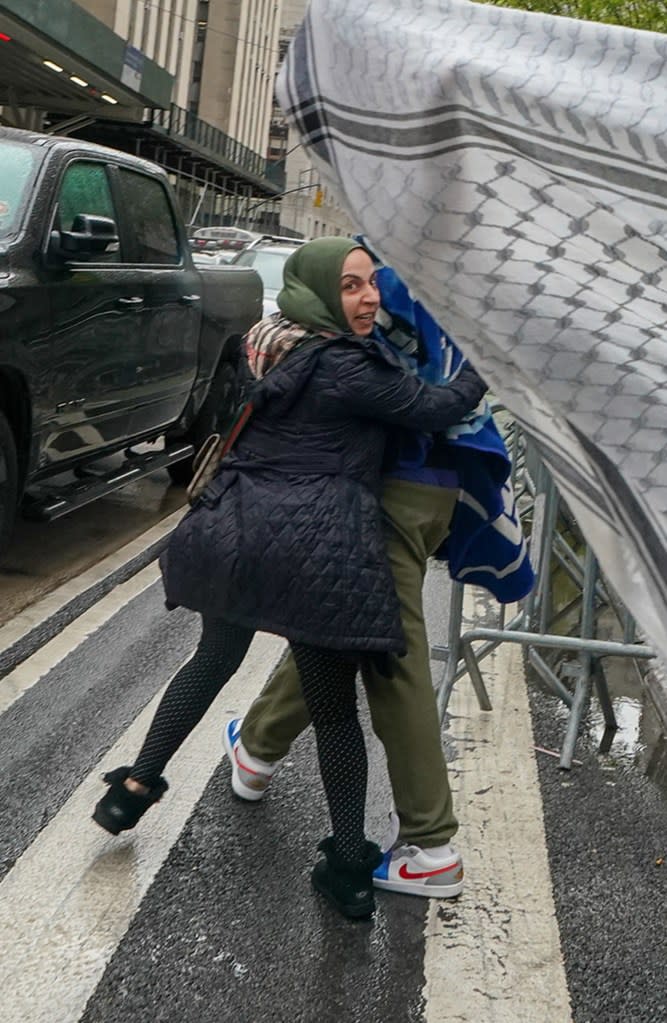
top-left (432, 413), bottom-right (656, 769)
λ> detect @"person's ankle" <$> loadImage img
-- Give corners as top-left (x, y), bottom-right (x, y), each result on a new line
top-left (421, 841), bottom-right (456, 856)
top-left (241, 741), bottom-right (278, 768)
top-left (124, 777), bottom-right (150, 796)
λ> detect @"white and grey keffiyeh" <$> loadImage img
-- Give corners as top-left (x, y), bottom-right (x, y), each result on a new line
top-left (277, 0), bottom-right (667, 666)
top-left (245, 314), bottom-right (311, 380)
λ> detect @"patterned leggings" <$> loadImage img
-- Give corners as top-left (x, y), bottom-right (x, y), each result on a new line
top-left (131, 618), bottom-right (367, 862)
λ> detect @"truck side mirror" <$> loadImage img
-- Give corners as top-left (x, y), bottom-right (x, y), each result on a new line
top-left (49, 214), bottom-right (119, 261)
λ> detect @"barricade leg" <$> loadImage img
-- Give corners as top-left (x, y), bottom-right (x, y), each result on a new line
top-left (432, 420), bottom-right (654, 765)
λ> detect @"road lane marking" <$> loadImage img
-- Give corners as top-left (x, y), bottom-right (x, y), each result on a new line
top-left (1, 555), bottom-right (572, 1020)
top-left (0, 562), bottom-right (161, 718)
top-left (423, 588), bottom-right (572, 1023)
top-left (0, 631), bottom-right (285, 1023)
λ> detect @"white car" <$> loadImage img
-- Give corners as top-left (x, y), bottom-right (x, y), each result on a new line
top-left (192, 249), bottom-right (238, 266)
top-left (231, 236), bottom-right (307, 317)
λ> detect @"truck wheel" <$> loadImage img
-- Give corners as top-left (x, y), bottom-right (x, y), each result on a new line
top-left (168, 362), bottom-right (238, 486)
top-left (0, 411), bottom-right (19, 562)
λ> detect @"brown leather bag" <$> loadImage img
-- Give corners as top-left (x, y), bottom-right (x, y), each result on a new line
top-left (186, 402), bottom-right (254, 506)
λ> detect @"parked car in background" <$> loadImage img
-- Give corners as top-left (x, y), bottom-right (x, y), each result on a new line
top-left (0, 128), bottom-right (262, 557)
top-left (192, 248), bottom-right (238, 267)
top-left (231, 235), bottom-right (307, 317)
top-left (190, 226), bottom-right (259, 255)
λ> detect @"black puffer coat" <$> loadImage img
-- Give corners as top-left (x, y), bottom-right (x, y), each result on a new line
top-left (161, 336), bottom-right (486, 655)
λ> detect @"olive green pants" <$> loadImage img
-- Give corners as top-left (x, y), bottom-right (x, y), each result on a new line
top-left (241, 478), bottom-right (459, 847)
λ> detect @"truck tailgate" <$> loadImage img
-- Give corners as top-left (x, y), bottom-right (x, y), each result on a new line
top-left (196, 264), bottom-right (262, 341)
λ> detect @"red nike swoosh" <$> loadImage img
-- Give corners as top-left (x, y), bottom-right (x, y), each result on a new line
top-left (398, 862), bottom-right (461, 880)
top-left (235, 749), bottom-right (266, 777)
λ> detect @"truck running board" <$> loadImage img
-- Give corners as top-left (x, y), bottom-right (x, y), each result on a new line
top-left (22, 443), bottom-right (194, 521)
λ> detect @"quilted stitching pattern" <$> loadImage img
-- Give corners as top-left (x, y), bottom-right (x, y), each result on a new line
top-left (161, 339), bottom-right (486, 653)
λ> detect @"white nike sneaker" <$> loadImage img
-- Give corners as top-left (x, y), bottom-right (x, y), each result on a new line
top-left (222, 718), bottom-right (278, 801)
top-left (373, 812), bottom-right (464, 898)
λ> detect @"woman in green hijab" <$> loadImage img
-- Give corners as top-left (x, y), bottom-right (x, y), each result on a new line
top-left (280, 235), bottom-right (358, 329)
top-left (93, 237), bottom-right (487, 920)
top-left (245, 236), bottom-right (367, 379)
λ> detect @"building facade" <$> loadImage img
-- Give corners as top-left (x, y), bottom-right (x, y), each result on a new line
top-left (84, 0), bottom-right (198, 111)
top-left (269, 0), bottom-right (355, 238)
top-left (0, 0), bottom-right (345, 235)
top-left (0, 0), bottom-right (173, 130)
top-left (203, 0), bottom-right (280, 159)
top-left (14, 0), bottom-right (280, 228)
top-left (84, 0), bottom-right (280, 159)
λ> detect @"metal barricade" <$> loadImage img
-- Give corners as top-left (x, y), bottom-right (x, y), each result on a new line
top-left (432, 417), bottom-right (655, 769)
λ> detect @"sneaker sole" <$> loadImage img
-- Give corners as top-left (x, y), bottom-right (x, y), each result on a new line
top-left (373, 876), bottom-right (464, 899)
top-left (222, 724), bottom-right (267, 802)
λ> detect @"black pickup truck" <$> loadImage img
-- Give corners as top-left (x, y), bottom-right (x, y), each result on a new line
top-left (0, 127), bottom-right (262, 556)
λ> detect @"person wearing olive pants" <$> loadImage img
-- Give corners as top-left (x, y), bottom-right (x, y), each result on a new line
top-left (224, 475), bottom-right (465, 899)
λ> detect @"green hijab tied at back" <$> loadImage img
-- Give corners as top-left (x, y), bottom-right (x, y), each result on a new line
top-left (277, 236), bottom-right (363, 335)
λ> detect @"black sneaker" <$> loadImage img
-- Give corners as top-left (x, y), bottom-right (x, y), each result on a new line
top-left (311, 837), bottom-right (383, 920)
top-left (92, 766), bottom-right (168, 835)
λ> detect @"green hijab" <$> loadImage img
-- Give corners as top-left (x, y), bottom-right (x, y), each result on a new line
top-left (277, 236), bottom-right (362, 335)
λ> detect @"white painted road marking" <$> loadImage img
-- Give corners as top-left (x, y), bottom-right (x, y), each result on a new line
top-left (0, 566), bottom-right (572, 1021)
top-left (0, 562), bottom-right (161, 717)
top-left (423, 589), bottom-right (572, 1022)
top-left (0, 632), bottom-right (285, 1023)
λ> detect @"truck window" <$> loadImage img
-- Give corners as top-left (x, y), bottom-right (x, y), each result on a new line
top-left (57, 162), bottom-right (120, 263)
top-left (0, 141), bottom-right (41, 239)
top-left (118, 169), bottom-right (180, 265)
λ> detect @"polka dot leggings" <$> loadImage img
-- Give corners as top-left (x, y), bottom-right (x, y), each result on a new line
top-left (131, 618), bottom-right (367, 863)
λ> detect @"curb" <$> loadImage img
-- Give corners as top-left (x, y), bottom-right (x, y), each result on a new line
top-left (0, 507), bottom-right (183, 682)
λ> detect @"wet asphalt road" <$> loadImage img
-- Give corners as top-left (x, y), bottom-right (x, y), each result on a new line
top-left (0, 536), bottom-right (666, 1021)
top-left (529, 681), bottom-right (667, 1023)
top-left (0, 581), bottom-right (428, 1023)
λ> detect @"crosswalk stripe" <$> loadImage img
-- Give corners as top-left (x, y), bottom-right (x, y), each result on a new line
top-left (2, 562), bottom-right (574, 1021)
top-left (423, 589), bottom-right (572, 1022)
top-left (0, 563), bottom-right (160, 719)
top-left (0, 632), bottom-right (285, 1023)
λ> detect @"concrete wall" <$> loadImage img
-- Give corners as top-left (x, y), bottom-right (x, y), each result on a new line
top-left (82, 0), bottom-right (116, 28)
top-left (176, 0), bottom-right (280, 156)
top-left (197, 0), bottom-right (239, 137)
top-left (280, 0), bottom-right (306, 34)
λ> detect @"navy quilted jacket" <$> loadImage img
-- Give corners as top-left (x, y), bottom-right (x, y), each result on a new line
top-left (161, 336), bottom-right (486, 655)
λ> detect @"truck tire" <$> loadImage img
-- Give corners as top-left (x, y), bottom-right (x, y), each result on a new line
top-left (0, 411), bottom-right (19, 562)
top-left (168, 362), bottom-right (238, 486)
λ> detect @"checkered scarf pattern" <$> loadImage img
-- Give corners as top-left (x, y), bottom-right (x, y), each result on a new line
top-left (245, 314), bottom-right (314, 380)
top-left (277, 0), bottom-right (667, 667)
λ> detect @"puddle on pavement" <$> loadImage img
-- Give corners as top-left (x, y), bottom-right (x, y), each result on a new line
top-left (588, 689), bottom-right (667, 785)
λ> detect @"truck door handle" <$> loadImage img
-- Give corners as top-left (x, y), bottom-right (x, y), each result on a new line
top-left (116, 296), bottom-right (144, 308)
top-left (180, 294), bottom-right (200, 306)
